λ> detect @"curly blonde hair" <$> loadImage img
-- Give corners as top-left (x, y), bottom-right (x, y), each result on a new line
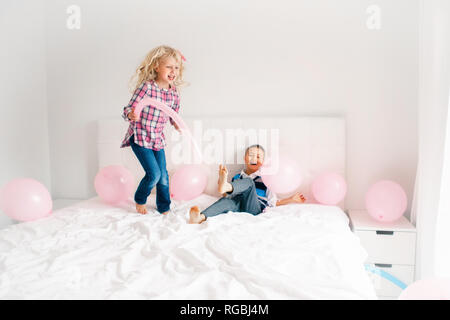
top-left (129, 45), bottom-right (187, 93)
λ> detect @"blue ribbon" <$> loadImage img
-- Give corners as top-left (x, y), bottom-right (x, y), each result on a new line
top-left (365, 264), bottom-right (407, 290)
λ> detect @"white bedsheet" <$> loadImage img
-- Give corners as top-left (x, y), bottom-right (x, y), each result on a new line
top-left (0, 194), bottom-right (377, 299)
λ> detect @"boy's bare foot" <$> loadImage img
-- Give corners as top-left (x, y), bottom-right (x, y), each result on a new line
top-left (218, 164), bottom-right (233, 195)
top-left (161, 211), bottom-right (170, 215)
top-left (136, 203), bottom-right (148, 214)
top-left (188, 206), bottom-right (206, 224)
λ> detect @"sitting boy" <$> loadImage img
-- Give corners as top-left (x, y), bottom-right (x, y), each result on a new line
top-left (189, 144), bottom-right (306, 224)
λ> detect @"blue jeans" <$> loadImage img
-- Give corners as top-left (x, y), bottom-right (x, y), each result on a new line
top-left (201, 177), bottom-right (263, 219)
top-left (129, 136), bottom-right (171, 213)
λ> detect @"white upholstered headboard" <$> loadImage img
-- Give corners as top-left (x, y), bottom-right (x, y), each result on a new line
top-left (97, 116), bottom-right (346, 209)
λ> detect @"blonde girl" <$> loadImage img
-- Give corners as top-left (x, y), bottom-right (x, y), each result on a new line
top-left (120, 45), bottom-right (186, 215)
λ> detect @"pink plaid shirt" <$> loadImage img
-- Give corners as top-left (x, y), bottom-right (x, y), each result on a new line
top-left (120, 80), bottom-right (180, 150)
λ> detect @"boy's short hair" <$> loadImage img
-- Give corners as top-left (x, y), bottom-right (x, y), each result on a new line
top-left (245, 144), bottom-right (265, 156)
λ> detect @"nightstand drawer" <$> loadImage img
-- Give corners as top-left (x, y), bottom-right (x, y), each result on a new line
top-left (355, 230), bottom-right (416, 265)
top-left (366, 264), bottom-right (414, 298)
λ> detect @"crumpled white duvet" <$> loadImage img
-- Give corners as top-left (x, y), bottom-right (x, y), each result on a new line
top-left (0, 194), bottom-right (377, 300)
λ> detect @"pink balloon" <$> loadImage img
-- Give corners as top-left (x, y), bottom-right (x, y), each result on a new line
top-left (94, 165), bottom-right (135, 205)
top-left (0, 178), bottom-right (52, 222)
top-left (365, 180), bottom-right (407, 222)
top-left (398, 278), bottom-right (450, 300)
top-left (170, 165), bottom-right (208, 201)
top-left (312, 173), bottom-right (347, 205)
top-left (260, 154), bottom-right (302, 194)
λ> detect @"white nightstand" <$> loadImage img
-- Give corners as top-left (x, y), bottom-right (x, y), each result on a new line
top-left (347, 210), bottom-right (416, 300)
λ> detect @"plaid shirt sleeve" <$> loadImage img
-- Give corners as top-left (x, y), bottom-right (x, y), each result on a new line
top-left (120, 80), bottom-right (181, 150)
top-left (169, 88), bottom-right (181, 126)
top-left (122, 82), bottom-right (149, 122)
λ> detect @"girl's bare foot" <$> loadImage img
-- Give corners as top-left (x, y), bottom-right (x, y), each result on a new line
top-left (218, 164), bottom-right (233, 195)
top-left (188, 206), bottom-right (206, 224)
top-left (136, 203), bottom-right (148, 214)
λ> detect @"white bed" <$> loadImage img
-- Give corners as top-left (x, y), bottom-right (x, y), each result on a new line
top-left (0, 116), bottom-right (378, 299)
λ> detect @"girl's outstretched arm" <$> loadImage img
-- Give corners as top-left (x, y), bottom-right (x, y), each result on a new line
top-left (169, 89), bottom-right (181, 129)
top-left (122, 82), bottom-right (148, 121)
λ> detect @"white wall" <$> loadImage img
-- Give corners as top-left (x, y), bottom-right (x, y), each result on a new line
top-left (0, 0), bottom-right (51, 229)
top-left (436, 93), bottom-right (450, 278)
top-left (44, 0), bottom-right (419, 215)
top-left (412, 0), bottom-right (450, 280)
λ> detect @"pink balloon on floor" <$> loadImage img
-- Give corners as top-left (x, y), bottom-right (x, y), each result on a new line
top-left (0, 178), bottom-right (52, 222)
top-left (94, 165), bottom-right (135, 205)
top-left (398, 278), bottom-right (450, 300)
top-left (312, 173), bottom-right (347, 205)
top-left (365, 180), bottom-right (407, 222)
top-left (170, 165), bottom-right (208, 201)
top-left (260, 154), bottom-right (302, 194)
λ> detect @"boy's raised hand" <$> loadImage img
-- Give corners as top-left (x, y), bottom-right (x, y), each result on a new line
top-left (290, 192), bottom-right (306, 203)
